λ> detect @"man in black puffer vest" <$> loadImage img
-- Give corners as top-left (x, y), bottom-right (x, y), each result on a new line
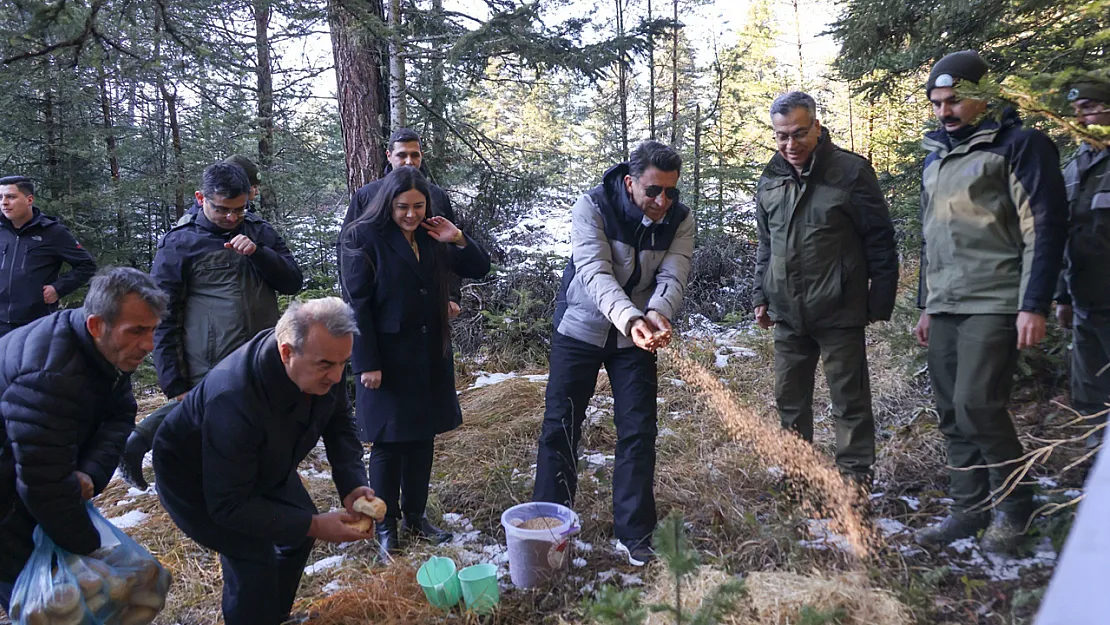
top-left (0, 267), bottom-right (167, 613)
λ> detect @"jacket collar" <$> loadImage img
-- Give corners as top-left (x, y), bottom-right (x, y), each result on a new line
top-left (1, 208), bottom-right (53, 233)
top-left (255, 330), bottom-right (311, 416)
top-left (68, 309), bottom-right (127, 386)
top-left (923, 107), bottom-right (1022, 156)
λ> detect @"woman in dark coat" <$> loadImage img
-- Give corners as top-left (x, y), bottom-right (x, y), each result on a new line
top-left (339, 167), bottom-right (490, 560)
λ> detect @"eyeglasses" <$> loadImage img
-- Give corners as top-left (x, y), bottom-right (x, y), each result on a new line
top-left (774, 122), bottom-right (815, 144)
top-left (642, 185), bottom-right (679, 200)
top-left (207, 199), bottom-right (248, 217)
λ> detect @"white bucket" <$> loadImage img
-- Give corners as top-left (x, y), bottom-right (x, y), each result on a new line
top-left (500, 502), bottom-right (580, 588)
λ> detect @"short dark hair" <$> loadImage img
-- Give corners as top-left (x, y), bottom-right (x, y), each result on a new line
top-left (201, 162), bottom-right (251, 200)
top-left (770, 91), bottom-right (817, 119)
top-left (628, 141), bottom-right (681, 178)
top-left (0, 176), bottom-right (34, 197)
top-left (387, 128), bottom-right (422, 151)
top-left (84, 267), bottom-right (168, 327)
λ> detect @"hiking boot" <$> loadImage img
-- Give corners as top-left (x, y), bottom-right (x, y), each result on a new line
top-left (914, 514), bottom-right (988, 547)
top-left (615, 539), bottom-right (655, 567)
top-left (375, 519), bottom-right (401, 562)
top-left (402, 515), bottom-right (452, 544)
top-left (980, 511), bottom-right (1029, 555)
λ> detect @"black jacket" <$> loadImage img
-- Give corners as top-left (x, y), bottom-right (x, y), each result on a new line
top-left (152, 329), bottom-right (367, 556)
top-left (0, 209), bottom-right (97, 326)
top-left (152, 210), bottom-right (302, 398)
top-left (344, 174), bottom-right (462, 304)
top-left (339, 221), bottom-right (490, 442)
top-left (0, 309), bottom-right (137, 582)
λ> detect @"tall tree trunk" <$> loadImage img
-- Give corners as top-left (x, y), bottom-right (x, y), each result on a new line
top-left (847, 88), bottom-right (855, 152)
top-left (99, 72), bottom-right (120, 182)
top-left (42, 82), bottom-right (60, 201)
top-left (670, 0), bottom-right (678, 145)
top-left (255, 0), bottom-right (277, 216)
top-left (792, 0), bottom-right (804, 87)
top-left (388, 0), bottom-right (406, 130)
top-left (161, 83), bottom-right (186, 220)
top-left (427, 0), bottom-right (446, 169)
top-left (693, 103), bottom-right (701, 215)
top-left (647, 0), bottom-right (655, 140)
top-left (717, 119), bottom-right (724, 218)
top-left (616, 0), bottom-right (628, 159)
top-left (867, 100), bottom-right (875, 163)
top-left (328, 0), bottom-right (387, 193)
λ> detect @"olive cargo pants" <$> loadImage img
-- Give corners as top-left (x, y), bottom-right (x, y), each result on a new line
top-left (928, 314), bottom-right (1032, 520)
top-left (774, 323), bottom-right (875, 476)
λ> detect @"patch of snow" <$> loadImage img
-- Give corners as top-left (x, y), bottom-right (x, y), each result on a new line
top-left (900, 496), bottom-right (921, 511)
top-left (620, 573), bottom-right (644, 586)
top-left (766, 467), bottom-right (784, 478)
top-left (115, 499), bottom-right (135, 507)
top-left (714, 353), bottom-right (731, 368)
top-left (298, 468), bottom-right (331, 480)
top-left (583, 453), bottom-right (614, 467)
top-left (573, 557), bottom-right (588, 568)
top-left (1063, 489), bottom-right (1082, 498)
top-left (304, 555), bottom-right (345, 575)
top-left (126, 487), bottom-right (152, 498)
top-left (107, 510), bottom-right (149, 530)
top-left (1035, 477), bottom-right (1059, 489)
top-left (468, 371), bottom-right (549, 390)
top-left (875, 518), bottom-right (909, 537)
top-left (945, 537), bottom-right (1057, 582)
top-left (667, 378), bottom-right (687, 387)
top-left (573, 539), bottom-right (594, 552)
top-left (450, 530), bottom-right (482, 546)
top-left (798, 519), bottom-right (853, 554)
top-left (870, 492), bottom-right (885, 500)
top-left (659, 427), bottom-right (676, 438)
top-left (322, 580), bottom-right (345, 593)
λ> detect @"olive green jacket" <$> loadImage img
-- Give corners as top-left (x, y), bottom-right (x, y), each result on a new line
top-left (753, 132), bottom-right (899, 334)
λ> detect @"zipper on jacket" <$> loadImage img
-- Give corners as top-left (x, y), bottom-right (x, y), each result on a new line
top-left (6, 236), bottom-right (19, 321)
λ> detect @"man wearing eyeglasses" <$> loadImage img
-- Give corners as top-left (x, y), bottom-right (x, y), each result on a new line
top-left (1054, 76), bottom-right (1110, 451)
top-left (118, 161), bottom-right (303, 489)
top-left (752, 91), bottom-right (898, 490)
top-left (912, 51), bottom-right (1067, 554)
top-left (533, 140), bottom-right (695, 567)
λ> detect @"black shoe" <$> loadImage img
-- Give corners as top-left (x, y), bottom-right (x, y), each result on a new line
top-left (615, 539), bottom-right (655, 567)
top-left (118, 432), bottom-right (150, 490)
top-left (376, 519), bottom-right (401, 561)
top-left (402, 516), bottom-right (453, 544)
top-left (914, 513), bottom-right (989, 547)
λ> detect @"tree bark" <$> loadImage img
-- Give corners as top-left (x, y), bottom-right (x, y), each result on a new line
top-left (792, 0), bottom-right (804, 87)
top-left (670, 0), bottom-right (678, 145)
top-left (388, 0), bottom-right (406, 130)
top-left (161, 83), bottom-right (186, 220)
top-left (693, 103), bottom-right (701, 215)
top-left (328, 0), bottom-right (387, 193)
top-left (98, 71), bottom-right (120, 182)
top-left (616, 0), bottom-right (628, 160)
top-left (427, 0), bottom-right (446, 169)
top-left (647, 0), bottom-right (655, 140)
top-left (255, 0), bottom-right (277, 216)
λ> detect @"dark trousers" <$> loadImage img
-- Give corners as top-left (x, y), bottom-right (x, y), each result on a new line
top-left (773, 323), bottom-right (875, 475)
top-left (534, 330), bottom-right (658, 544)
top-left (155, 460), bottom-right (317, 625)
top-left (1071, 309), bottom-right (1110, 424)
top-left (369, 439), bottom-right (435, 521)
top-left (928, 313), bottom-right (1031, 519)
top-left (133, 399), bottom-right (180, 447)
top-left (0, 580), bottom-right (11, 616)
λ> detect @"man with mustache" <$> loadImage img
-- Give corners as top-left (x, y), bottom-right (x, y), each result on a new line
top-left (1054, 76), bottom-right (1110, 450)
top-left (0, 268), bottom-right (167, 613)
top-left (752, 91), bottom-right (899, 489)
top-left (913, 50), bottom-right (1068, 553)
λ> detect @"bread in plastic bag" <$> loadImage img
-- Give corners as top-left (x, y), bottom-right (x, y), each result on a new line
top-left (9, 502), bottom-right (172, 625)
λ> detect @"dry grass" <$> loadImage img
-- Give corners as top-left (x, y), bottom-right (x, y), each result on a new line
top-left (745, 570), bottom-right (911, 625)
top-left (305, 564), bottom-right (440, 624)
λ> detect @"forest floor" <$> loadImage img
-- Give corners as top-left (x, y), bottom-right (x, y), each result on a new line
top-left (25, 297), bottom-right (1092, 625)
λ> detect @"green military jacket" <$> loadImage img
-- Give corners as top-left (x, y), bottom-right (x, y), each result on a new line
top-left (917, 109), bottom-right (1068, 316)
top-left (753, 131), bottom-right (899, 334)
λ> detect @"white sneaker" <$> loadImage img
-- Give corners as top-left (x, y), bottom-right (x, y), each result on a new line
top-left (615, 539), bottom-right (654, 567)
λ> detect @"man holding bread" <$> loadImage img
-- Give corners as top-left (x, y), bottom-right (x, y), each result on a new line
top-left (152, 297), bottom-right (384, 625)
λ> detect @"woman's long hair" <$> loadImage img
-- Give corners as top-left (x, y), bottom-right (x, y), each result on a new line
top-left (340, 167), bottom-right (453, 355)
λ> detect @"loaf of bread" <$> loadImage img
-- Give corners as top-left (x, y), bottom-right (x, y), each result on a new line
top-left (353, 496), bottom-right (387, 522)
top-left (342, 514), bottom-right (374, 533)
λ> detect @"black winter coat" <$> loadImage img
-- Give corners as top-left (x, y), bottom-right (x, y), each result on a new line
top-left (0, 209), bottom-right (97, 326)
top-left (0, 309), bottom-right (137, 582)
top-left (339, 222), bottom-right (490, 443)
top-left (152, 329), bottom-right (368, 558)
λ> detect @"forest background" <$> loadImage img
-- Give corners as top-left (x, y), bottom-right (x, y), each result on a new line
top-left (0, 1), bottom-right (1108, 623)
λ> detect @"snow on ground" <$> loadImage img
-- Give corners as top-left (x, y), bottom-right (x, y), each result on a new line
top-left (948, 536), bottom-right (1058, 581)
top-left (494, 201), bottom-right (574, 259)
top-left (304, 555), bottom-right (345, 575)
top-left (467, 371), bottom-right (550, 390)
top-left (298, 467), bottom-right (331, 481)
top-left (322, 580), bottom-right (345, 593)
top-left (107, 510), bottom-right (149, 530)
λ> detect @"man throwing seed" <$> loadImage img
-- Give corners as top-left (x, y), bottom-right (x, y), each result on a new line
top-left (533, 140), bottom-right (695, 567)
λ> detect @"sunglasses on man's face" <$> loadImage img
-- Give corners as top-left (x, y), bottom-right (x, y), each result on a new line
top-left (642, 185), bottom-right (679, 200)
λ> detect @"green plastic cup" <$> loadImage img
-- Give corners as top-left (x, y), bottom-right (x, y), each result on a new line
top-left (458, 563), bottom-right (500, 614)
top-left (416, 556), bottom-right (461, 610)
